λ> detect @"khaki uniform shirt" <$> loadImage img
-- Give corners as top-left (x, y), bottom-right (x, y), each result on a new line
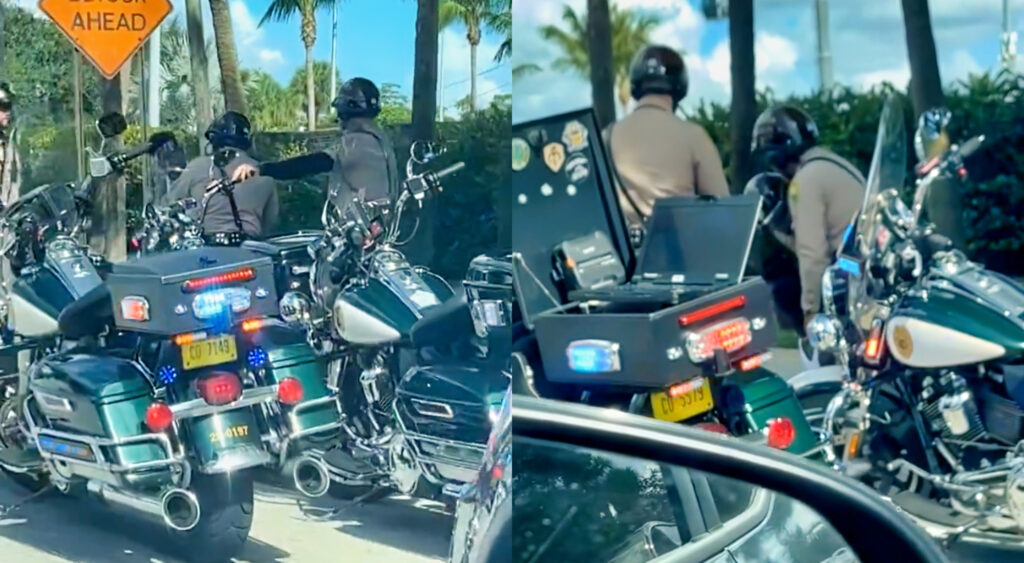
top-left (0, 129), bottom-right (22, 206)
top-left (330, 117), bottom-right (398, 208)
top-left (604, 102), bottom-right (730, 226)
top-left (785, 147), bottom-right (865, 315)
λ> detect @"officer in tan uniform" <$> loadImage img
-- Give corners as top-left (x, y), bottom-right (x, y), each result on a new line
top-left (604, 45), bottom-right (729, 229)
top-left (0, 82), bottom-right (22, 207)
top-left (749, 106), bottom-right (864, 364)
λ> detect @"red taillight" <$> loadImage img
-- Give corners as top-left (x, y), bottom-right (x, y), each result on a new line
top-left (182, 267), bottom-right (255, 293)
top-left (241, 318), bottom-right (265, 333)
top-left (277, 377), bottom-right (304, 405)
top-left (765, 417), bottom-right (796, 450)
top-left (120, 296), bottom-right (150, 322)
top-left (491, 464), bottom-right (504, 481)
top-left (173, 331), bottom-right (207, 346)
top-left (738, 352), bottom-right (770, 372)
top-left (685, 318), bottom-right (753, 363)
top-left (678, 296), bottom-right (746, 327)
top-left (865, 320), bottom-right (884, 362)
top-left (196, 372), bottom-right (243, 405)
top-left (145, 402), bottom-right (174, 432)
top-left (668, 377), bottom-right (705, 398)
top-left (129, 238), bottom-right (142, 251)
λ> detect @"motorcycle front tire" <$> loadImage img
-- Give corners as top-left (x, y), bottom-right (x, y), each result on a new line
top-left (170, 472), bottom-right (254, 563)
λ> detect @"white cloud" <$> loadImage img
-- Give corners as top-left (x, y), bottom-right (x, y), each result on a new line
top-left (854, 67), bottom-right (911, 91)
top-left (258, 49), bottom-right (285, 65)
top-left (439, 27), bottom-right (510, 116)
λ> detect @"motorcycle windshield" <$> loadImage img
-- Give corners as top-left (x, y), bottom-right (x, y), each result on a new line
top-left (853, 95), bottom-right (907, 260)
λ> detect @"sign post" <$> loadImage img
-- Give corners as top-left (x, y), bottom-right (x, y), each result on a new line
top-left (38, 0), bottom-right (172, 79)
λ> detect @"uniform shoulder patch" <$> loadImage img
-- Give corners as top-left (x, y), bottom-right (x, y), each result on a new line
top-left (788, 179), bottom-right (800, 203)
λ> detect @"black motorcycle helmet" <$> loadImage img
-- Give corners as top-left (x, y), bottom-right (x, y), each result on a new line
top-left (629, 45), bottom-right (688, 108)
top-left (204, 111), bottom-right (252, 151)
top-left (751, 106), bottom-right (819, 175)
top-left (333, 78), bottom-right (382, 122)
top-left (0, 82), bottom-right (15, 134)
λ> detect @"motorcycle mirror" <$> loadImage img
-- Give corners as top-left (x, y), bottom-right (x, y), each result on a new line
top-left (96, 112), bottom-right (128, 139)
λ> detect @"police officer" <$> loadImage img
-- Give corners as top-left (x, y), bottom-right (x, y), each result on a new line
top-left (604, 45), bottom-right (730, 228)
top-left (0, 82), bottom-right (22, 207)
top-left (230, 77), bottom-right (398, 209)
top-left (168, 111), bottom-right (279, 239)
top-left (749, 106), bottom-right (865, 362)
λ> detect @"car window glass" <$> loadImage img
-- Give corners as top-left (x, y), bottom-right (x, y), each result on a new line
top-left (513, 437), bottom-right (860, 563)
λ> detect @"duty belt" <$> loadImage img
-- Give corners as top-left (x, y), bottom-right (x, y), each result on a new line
top-left (203, 232), bottom-right (248, 247)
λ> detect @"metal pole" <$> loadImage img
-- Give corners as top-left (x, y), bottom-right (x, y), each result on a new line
top-left (1002, 0), bottom-right (1017, 69)
top-left (814, 0), bottom-right (833, 92)
top-left (438, 32), bottom-right (445, 120)
top-left (330, 3), bottom-right (338, 100)
top-left (73, 51), bottom-right (84, 180)
top-left (148, 27), bottom-right (161, 127)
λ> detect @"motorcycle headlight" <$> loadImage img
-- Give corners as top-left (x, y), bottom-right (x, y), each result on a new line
top-left (279, 291), bottom-right (312, 325)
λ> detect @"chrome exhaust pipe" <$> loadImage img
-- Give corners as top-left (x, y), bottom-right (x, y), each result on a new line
top-left (86, 480), bottom-right (201, 532)
top-left (292, 456), bottom-right (330, 498)
top-left (161, 488), bottom-right (202, 531)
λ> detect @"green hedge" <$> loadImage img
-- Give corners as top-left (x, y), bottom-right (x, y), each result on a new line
top-left (686, 71), bottom-right (1024, 275)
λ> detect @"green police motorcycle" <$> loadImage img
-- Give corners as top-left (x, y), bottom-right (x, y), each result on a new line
top-left (792, 95), bottom-right (1024, 547)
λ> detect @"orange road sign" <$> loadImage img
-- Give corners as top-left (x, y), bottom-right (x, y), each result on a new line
top-left (38, 0), bottom-right (173, 79)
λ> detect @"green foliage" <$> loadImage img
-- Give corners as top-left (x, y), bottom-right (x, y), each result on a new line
top-left (377, 83), bottom-right (413, 127)
top-left (287, 60), bottom-right (340, 118)
top-left (685, 72), bottom-right (1024, 275)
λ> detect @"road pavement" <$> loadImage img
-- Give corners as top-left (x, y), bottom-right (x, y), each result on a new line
top-left (0, 476), bottom-right (451, 562)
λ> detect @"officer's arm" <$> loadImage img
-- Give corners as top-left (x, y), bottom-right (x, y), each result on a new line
top-left (258, 152), bottom-right (334, 180)
top-left (791, 173), bottom-right (830, 317)
top-left (693, 128), bottom-right (730, 198)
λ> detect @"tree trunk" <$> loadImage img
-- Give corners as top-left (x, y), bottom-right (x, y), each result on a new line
top-left (587, 0), bottom-right (615, 128)
top-left (209, 0), bottom-right (247, 114)
top-left (91, 75), bottom-right (127, 262)
top-left (900, 0), bottom-right (945, 118)
top-left (0, 1), bottom-right (7, 74)
top-left (729, 0), bottom-right (756, 192)
top-left (469, 40), bottom-right (478, 111)
top-left (412, 0), bottom-right (439, 141)
top-left (304, 44), bottom-right (316, 130)
top-left (185, 0), bottom-right (213, 140)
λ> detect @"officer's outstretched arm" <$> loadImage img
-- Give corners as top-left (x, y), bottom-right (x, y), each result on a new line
top-left (791, 178), bottom-right (830, 317)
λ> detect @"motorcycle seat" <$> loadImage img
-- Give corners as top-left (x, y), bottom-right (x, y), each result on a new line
top-left (410, 294), bottom-right (475, 350)
top-left (58, 284), bottom-right (114, 339)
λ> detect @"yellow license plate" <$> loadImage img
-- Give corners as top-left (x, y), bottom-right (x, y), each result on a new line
top-left (181, 335), bottom-right (238, 370)
top-left (650, 378), bottom-right (714, 423)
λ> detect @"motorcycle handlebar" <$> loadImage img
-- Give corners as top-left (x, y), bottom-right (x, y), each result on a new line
top-left (958, 135), bottom-right (985, 159)
top-left (432, 162), bottom-right (466, 181)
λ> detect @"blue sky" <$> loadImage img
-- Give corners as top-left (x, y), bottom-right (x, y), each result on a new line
top-left (15, 0), bottom-right (511, 115)
top-left (513, 0), bottom-right (1024, 122)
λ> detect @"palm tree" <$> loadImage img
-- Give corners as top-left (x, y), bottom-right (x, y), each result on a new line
top-left (209, 0), bottom-right (247, 113)
top-left (587, 0), bottom-right (614, 128)
top-left (287, 60), bottom-right (339, 126)
top-left (900, 0), bottom-right (944, 118)
top-left (729, 0), bottom-right (756, 190)
top-left (412, 0), bottom-right (440, 140)
top-left (491, 0), bottom-right (511, 63)
top-left (184, 0), bottom-right (213, 137)
top-left (539, 5), bottom-right (661, 109)
top-left (245, 70), bottom-right (302, 131)
top-left (260, 0), bottom-right (333, 131)
top-left (439, 0), bottom-right (506, 111)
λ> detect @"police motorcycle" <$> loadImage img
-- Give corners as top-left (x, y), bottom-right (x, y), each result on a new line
top-left (281, 143), bottom-right (509, 504)
top-left (791, 95), bottom-right (1024, 547)
top-left (0, 114), bottom-right (333, 561)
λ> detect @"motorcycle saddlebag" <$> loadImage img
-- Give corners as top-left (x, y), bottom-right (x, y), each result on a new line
top-left (29, 354), bottom-right (166, 469)
top-left (395, 363), bottom-right (508, 482)
top-left (246, 322), bottom-right (337, 436)
top-left (725, 368), bottom-right (817, 455)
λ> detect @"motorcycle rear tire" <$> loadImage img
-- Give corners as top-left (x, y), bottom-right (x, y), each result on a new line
top-left (170, 472), bottom-right (254, 563)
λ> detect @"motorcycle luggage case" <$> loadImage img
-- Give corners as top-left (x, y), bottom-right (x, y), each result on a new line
top-left (105, 247), bottom-right (279, 336)
top-left (29, 354), bottom-right (165, 466)
top-left (728, 369), bottom-right (818, 454)
top-left (395, 364), bottom-right (507, 476)
top-left (532, 278), bottom-right (778, 389)
top-left (248, 322), bottom-right (337, 435)
top-left (243, 232), bottom-right (320, 296)
top-left (464, 253), bottom-right (516, 356)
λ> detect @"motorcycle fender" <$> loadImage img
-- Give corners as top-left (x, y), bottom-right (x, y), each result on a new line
top-left (184, 408), bottom-right (266, 473)
top-left (787, 365), bottom-right (846, 393)
top-left (733, 369), bottom-right (818, 455)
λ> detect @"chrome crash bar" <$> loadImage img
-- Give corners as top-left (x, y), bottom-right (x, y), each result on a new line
top-left (275, 394), bottom-right (344, 467)
top-left (23, 396), bottom-right (192, 487)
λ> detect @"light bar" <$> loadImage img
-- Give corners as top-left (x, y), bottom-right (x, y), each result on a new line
top-left (182, 267), bottom-right (255, 293)
top-left (678, 296), bottom-right (746, 327)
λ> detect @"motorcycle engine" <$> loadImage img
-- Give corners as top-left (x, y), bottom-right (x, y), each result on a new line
top-left (920, 372), bottom-right (986, 456)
